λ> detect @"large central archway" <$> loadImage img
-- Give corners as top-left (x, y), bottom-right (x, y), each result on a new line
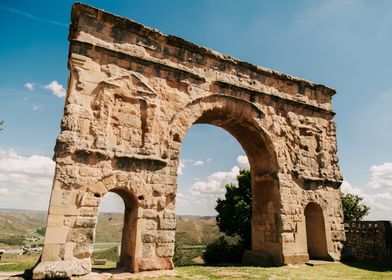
top-left (33, 3), bottom-right (344, 279)
top-left (168, 95), bottom-right (281, 264)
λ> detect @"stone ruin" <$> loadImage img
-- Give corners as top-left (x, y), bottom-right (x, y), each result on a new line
top-left (33, 3), bottom-right (345, 279)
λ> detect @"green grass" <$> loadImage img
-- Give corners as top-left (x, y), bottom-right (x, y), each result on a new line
top-left (149, 263), bottom-right (392, 280)
top-left (1, 254), bottom-right (391, 280)
top-left (0, 253), bottom-right (39, 272)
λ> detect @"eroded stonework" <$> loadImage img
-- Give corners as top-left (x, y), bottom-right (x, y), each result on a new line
top-left (34, 3), bottom-right (345, 279)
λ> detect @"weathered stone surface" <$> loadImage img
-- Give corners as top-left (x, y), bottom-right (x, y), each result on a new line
top-left (35, 2), bottom-right (344, 278)
top-left (156, 243), bottom-right (174, 257)
top-left (342, 221), bottom-right (392, 265)
top-left (137, 257), bottom-right (173, 271)
top-left (32, 259), bottom-right (91, 279)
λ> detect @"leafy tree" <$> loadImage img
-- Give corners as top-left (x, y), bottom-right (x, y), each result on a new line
top-left (202, 236), bottom-right (244, 264)
top-left (340, 192), bottom-right (370, 222)
top-left (0, 120), bottom-right (3, 131)
top-left (215, 169), bottom-right (252, 249)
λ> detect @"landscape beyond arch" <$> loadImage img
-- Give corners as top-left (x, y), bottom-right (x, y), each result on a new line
top-left (32, 3), bottom-right (345, 279)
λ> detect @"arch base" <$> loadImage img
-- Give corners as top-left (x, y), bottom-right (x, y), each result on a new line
top-left (32, 259), bottom-right (91, 279)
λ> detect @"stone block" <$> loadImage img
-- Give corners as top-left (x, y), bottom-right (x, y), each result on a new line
top-left (46, 215), bottom-right (65, 228)
top-left (157, 230), bottom-right (175, 243)
top-left (145, 219), bottom-right (158, 230)
top-left (156, 243), bottom-right (174, 257)
top-left (142, 231), bottom-right (157, 243)
top-left (282, 232), bottom-right (295, 243)
top-left (138, 257), bottom-right (173, 271)
top-left (32, 259), bottom-right (91, 279)
top-left (163, 209), bottom-right (176, 219)
top-left (74, 217), bottom-right (97, 228)
top-left (41, 244), bottom-right (62, 262)
top-left (143, 209), bottom-right (158, 219)
top-left (49, 205), bottom-right (79, 216)
top-left (79, 207), bottom-right (98, 217)
top-left (67, 228), bottom-right (95, 243)
top-left (73, 243), bottom-right (93, 259)
top-left (44, 227), bottom-right (69, 245)
top-left (78, 193), bottom-right (100, 207)
top-left (159, 218), bottom-right (176, 230)
top-left (142, 243), bottom-right (156, 258)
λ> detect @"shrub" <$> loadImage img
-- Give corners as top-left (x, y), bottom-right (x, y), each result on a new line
top-left (202, 236), bottom-right (244, 264)
top-left (173, 242), bottom-right (186, 266)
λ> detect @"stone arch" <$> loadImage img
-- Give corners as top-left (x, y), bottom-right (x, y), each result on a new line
top-left (304, 202), bottom-right (330, 260)
top-left (33, 3), bottom-right (345, 278)
top-left (102, 188), bottom-right (139, 272)
top-left (168, 94), bottom-right (283, 264)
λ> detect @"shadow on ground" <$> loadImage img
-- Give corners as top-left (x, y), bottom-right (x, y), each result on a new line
top-left (341, 261), bottom-right (392, 272)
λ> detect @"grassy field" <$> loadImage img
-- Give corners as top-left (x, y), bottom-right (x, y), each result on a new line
top-left (0, 253), bottom-right (39, 272)
top-left (158, 263), bottom-right (392, 280)
top-left (1, 253), bottom-right (391, 279)
top-left (1, 210), bottom-right (391, 279)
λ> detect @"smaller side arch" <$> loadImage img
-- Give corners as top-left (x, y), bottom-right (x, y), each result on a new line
top-left (304, 202), bottom-right (329, 260)
top-left (107, 188), bottom-right (139, 272)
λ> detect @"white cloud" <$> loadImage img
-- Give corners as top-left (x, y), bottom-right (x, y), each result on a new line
top-left (177, 160), bottom-right (185, 176)
top-left (24, 82), bottom-right (35, 91)
top-left (236, 155), bottom-right (250, 169)
top-left (98, 191), bottom-right (125, 213)
top-left (341, 180), bottom-right (392, 217)
top-left (0, 149), bottom-right (54, 210)
top-left (32, 105), bottom-right (43, 111)
top-left (0, 188), bottom-right (9, 196)
top-left (44, 80), bottom-right (66, 98)
top-left (340, 181), bottom-right (363, 196)
top-left (368, 162), bottom-right (392, 189)
top-left (206, 158), bottom-right (212, 163)
top-left (193, 160), bottom-right (204, 166)
top-left (191, 165), bottom-right (240, 196)
top-left (176, 154), bottom-right (250, 215)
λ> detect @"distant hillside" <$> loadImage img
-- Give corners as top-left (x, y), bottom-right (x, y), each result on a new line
top-left (0, 209), bottom-right (220, 246)
top-left (176, 216), bottom-right (221, 245)
top-left (0, 209), bottom-right (47, 238)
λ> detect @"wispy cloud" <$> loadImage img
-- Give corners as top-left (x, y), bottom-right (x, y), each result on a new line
top-left (32, 105), bottom-right (43, 111)
top-left (368, 162), bottom-right (392, 189)
top-left (177, 155), bottom-right (249, 215)
top-left (0, 149), bottom-right (54, 210)
top-left (193, 160), bottom-right (204, 166)
top-left (341, 180), bottom-right (392, 215)
top-left (0, 4), bottom-right (67, 28)
top-left (24, 82), bottom-right (35, 91)
top-left (177, 160), bottom-right (185, 176)
top-left (44, 80), bottom-right (66, 98)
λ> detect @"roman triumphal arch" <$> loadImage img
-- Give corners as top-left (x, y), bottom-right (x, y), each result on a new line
top-left (33, 3), bottom-right (345, 279)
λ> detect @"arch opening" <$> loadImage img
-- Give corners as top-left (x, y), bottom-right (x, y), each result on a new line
top-left (93, 189), bottom-right (138, 272)
top-left (171, 96), bottom-right (282, 265)
top-left (176, 124), bottom-right (249, 262)
top-left (304, 202), bottom-right (329, 260)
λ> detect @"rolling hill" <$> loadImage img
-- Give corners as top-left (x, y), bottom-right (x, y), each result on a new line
top-left (0, 209), bottom-right (220, 247)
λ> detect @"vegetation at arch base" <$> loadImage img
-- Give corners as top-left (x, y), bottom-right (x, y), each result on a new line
top-left (202, 169), bottom-right (371, 264)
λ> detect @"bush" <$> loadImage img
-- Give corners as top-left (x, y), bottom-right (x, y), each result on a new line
top-left (173, 242), bottom-right (186, 266)
top-left (0, 235), bottom-right (25, 246)
top-left (202, 236), bottom-right (244, 264)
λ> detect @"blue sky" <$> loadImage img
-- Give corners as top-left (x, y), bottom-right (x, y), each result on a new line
top-left (0, 0), bottom-right (391, 219)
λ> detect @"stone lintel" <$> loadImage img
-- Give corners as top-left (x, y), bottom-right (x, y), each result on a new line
top-left (70, 38), bottom-right (335, 116)
top-left (70, 3), bottom-right (336, 97)
top-left (212, 80), bottom-right (336, 116)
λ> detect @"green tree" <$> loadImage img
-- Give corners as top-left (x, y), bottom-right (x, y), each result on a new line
top-left (0, 120), bottom-right (3, 131)
top-left (340, 192), bottom-right (370, 222)
top-left (215, 169), bottom-right (252, 249)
